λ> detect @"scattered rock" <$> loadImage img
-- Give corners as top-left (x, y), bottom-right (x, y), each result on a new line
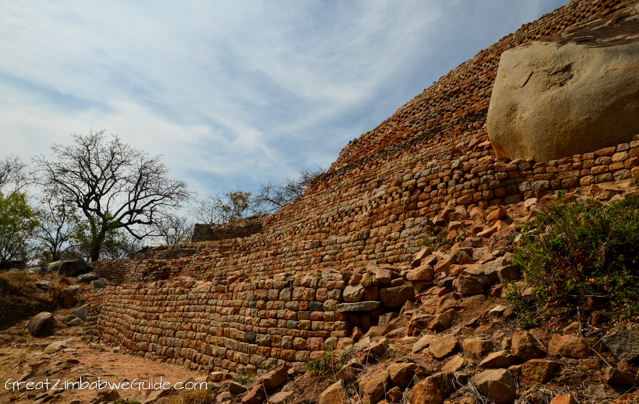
top-left (228, 381), bottom-right (248, 394)
top-left (442, 355), bottom-right (467, 372)
top-left (548, 334), bottom-right (590, 359)
top-left (91, 279), bottom-right (106, 290)
top-left (386, 386), bottom-right (403, 404)
top-left (462, 338), bottom-right (493, 359)
top-left (75, 272), bottom-right (100, 283)
top-left (516, 359), bottom-right (561, 388)
top-left (604, 367), bottom-right (639, 386)
top-left (428, 309), bottom-right (458, 332)
top-left (52, 259), bottom-right (90, 277)
top-left (43, 340), bottom-right (67, 354)
top-left (98, 390), bottom-right (120, 402)
top-left (71, 304), bottom-right (90, 321)
top-left (319, 380), bottom-right (348, 404)
top-left (430, 335), bottom-right (458, 359)
top-left (456, 267), bottom-right (490, 295)
top-left (258, 363), bottom-right (289, 389)
top-left (27, 312), bottom-right (55, 338)
top-left (336, 359), bottom-right (363, 382)
top-left (62, 285), bottom-right (83, 309)
top-left (472, 369), bottom-right (517, 404)
top-left (388, 362), bottom-right (417, 388)
top-left (35, 280), bottom-right (55, 290)
top-left (412, 334), bottom-right (437, 353)
top-left (408, 372), bottom-right (456, 404)
top-left (550, 395), bottom-right (578, 404)
top-left (380, 285), bottom-right (415, 308)
top-left (66, 317), bottom-right (83, 327)
top-left (406, 265), bottom-right (434, 282)
top-left (512, 330), bottom-right (546, 361)
top-left (363, 338), bottom-right (390, 362)
top-left (268, 391), bottom-right (294, 404)
top-left (359, 370), bottom-right (389, 404)
top-left (479, 351), bottom-right (518, 369)
top-left (602, 329), bottom-right (639, 362)
top-left (241, 385), bottom-right (267, 404)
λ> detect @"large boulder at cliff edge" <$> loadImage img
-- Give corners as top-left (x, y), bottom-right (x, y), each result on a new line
top-left (487, 5), bottom-right (639, 163)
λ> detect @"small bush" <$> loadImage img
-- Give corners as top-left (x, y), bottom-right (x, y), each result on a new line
top-left (507, 194), bottom-right (639, 326)
top-left (231, 374), bottom-right (254, 386)
top-left (305, 350), bottom-right (351, 381)
top-left (420, 228), bottom-right (456, 251)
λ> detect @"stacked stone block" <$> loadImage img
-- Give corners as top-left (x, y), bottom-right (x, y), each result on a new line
top-left (88, 0), bottom-right (639, 373)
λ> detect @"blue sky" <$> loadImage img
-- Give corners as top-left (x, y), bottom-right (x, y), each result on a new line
top-left (0, 0), bottom-right (567, 201)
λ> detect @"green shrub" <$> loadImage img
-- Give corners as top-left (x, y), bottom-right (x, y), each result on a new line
top-left (507, 194), bottom-right (639, 326)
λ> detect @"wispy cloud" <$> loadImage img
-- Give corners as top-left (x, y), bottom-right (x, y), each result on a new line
top-left (0, 0), bottom-right (567, 198)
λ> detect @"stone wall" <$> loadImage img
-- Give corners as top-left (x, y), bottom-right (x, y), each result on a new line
top-left (88, 0), bottom-right (639, 372)
top-left (85, 272), bottom-right (352, 373)
top-left (191, 216), bottom-right (265, 243)
top-left (93, 137), bottom-right (639, 285)
top-left (0, 295), bottom-right (56, 331)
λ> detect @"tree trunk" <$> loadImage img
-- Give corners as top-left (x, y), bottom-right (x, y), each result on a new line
top-left (89, 229), bottom-right (107, 262)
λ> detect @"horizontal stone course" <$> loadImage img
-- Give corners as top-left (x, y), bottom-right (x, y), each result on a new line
top-left (87, 0), bottom-right (639, 374)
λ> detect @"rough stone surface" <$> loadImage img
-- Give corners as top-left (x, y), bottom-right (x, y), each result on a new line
top-left (81, 1), bottom-right (639, 375)
top-left (472, 369), bottom-right (517, 404)
top-left (53, 259), bottom-right (90, 277)
top-left (603, 329), bottom-right (639, 362)
top-left (479, 351), bottom-right (518, 369)
top-left (71, 304), bottom-right (89, 321)
top-left (319, 380), bottom-right (348, 404)
top-left (488, 7), bottom-right (639, 162)
top-left (337, 301), bottom-right (381, 312)
top-left (463, 338), bottom-right (493, 359)
top-left (388, 362), bottom-right (417, 388)
top-left (27, 312), bottom-right (55, 338)
top-left (430, 335), bottom-right (458, 359)
top-left (380, 285), bottom-right (415, 308)
top-left (359, 370), bottom-right (389, 404)
top-left (408, 372), bottom-right (456, 404)
top-left (258, 363), bottom-right (289, 389)
top-left (518, 359), bottom-right (561, 388)
top-left (62, 285), bottom-right (82, 309)
top-left (242, 385), bottom-right (267, 404)
top-left (548, 334), bottom-right (590, 359)
top-left (512, 330), bottom-right (546, 361)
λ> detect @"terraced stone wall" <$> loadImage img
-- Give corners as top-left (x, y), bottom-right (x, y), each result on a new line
top-left (85, 273), bottom-right (351, 372)
top-left (93, 137), bottom-right (639, 285)
top-left (88, 0), bottom-right (639, 371)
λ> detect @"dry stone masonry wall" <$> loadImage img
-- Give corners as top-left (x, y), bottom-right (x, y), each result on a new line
top-left (88, 0), bottom-right (639, 373)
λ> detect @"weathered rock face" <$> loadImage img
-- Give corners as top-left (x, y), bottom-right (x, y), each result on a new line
top-left (488, 5), bottom-right (639, 163)
top-left (27, 312), bottom-right (55, 338)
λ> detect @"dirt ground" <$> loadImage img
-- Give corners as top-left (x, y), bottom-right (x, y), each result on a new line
top-left (0, 312), bottom-right (207, 404)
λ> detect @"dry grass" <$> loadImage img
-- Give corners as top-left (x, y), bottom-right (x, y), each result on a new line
top-left (164, 386), bottom-right (217, 404)
top-left (0, 271), bottom-right (37, 295)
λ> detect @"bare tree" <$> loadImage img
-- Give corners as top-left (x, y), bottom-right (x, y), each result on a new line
top-left (33, 191), bottom-right (78, 262)
top-left (252, 166), bottom-right (325, 214)
top-left (151, 214), bottom-right (193, 245)
top-left (0, 156), bottom-right (30, 196)
top-left (33, 130), bottom-right (191, 261)
top-left (191, 190), bottom-right (252, 224)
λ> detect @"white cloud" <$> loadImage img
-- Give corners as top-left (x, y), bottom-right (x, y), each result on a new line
top-left (0, 0), bottom-right (568, 201)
